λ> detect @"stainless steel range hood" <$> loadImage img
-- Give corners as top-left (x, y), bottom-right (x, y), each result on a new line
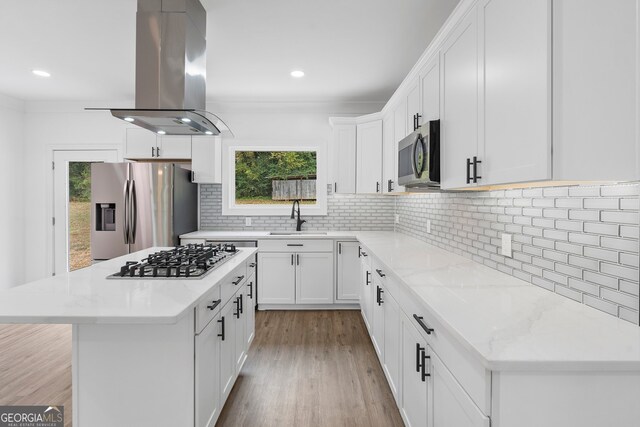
top-left (99, 0), bottom-right (232, 136)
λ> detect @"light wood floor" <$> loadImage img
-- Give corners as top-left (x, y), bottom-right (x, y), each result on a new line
top-left (0, 311), bottom-right (403, 427)
top-left (0, 323), bottom-right (72, 427)
top-left (217, 310), bottom-right (404, 427)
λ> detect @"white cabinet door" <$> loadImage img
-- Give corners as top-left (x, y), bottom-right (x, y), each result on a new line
top-left (440, 6), bottom-right (479, 189)
top-left (158, 135), bottom-right (192, 159)
top-left (296, 252), bottom-right (334, 304)
top-left (383, 287), bottom-right (402, 403)
top-left (430, 348), bottom-right (490, 427)
top-left (195, 314), bottom-right (221, 427)
top-left (479, 0), bottom-right (551, 185)
top-left (258, 253), bottom-right (296, 304)
top-left (245, 278), bottom-right (256, 346)
top-left (192, 136), bottom-right (222, 184)
top-left (420, 55), bottom-right (440, 122)
top-left (360, 253), bottom-right (373, 330)
top-left (219, 300), bottom-right (236, 403)
top-left (356, 120), bottom-right (383, 194)
top-left (382, 111), bottom-right (397, 193)
top-left (371, 276), bottom-right (385, 358)
top-left (401, 316), bottom-right (429, 427)
top-left (332, 124), bottom-right (357, 194)
top-left (406, 77), bottom-right (421, 132)
top-left (553, 0), bottom-right (639, 182)
top-left (234, 290), bottom-right (246, 373)
top-left (125, 128), bottom-right (157, 159)
top-left (336, 241), bottom-right (360, 301)
top-left (393, 102), bottom-right (407, 193)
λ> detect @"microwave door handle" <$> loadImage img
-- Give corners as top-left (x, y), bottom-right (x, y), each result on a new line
top-left (123, 180), bottom-right (129, 244)
top-left (410, 136), bottom-right (419, 178)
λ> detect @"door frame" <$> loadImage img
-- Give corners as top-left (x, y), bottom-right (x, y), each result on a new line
top-left (48, 145), bottom-right (122, 276)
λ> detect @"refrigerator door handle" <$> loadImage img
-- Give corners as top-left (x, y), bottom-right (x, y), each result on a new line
top-left (123, 180), bottom-right (130, 244)
top-left (129, 180), bottom-right (137, 244)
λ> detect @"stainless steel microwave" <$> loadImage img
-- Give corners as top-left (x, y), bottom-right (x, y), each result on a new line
top-left (398, 119), bottom-right (440, 188)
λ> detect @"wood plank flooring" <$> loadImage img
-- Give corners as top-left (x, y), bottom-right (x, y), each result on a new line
top-left (0, 311), bottom-right (403, 427)
top-left (217, 310), bottom-right (404, 427)
top-left (0, 324), bottom-right (72, 427)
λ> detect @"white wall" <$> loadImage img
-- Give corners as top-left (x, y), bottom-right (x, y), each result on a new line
top-left (0, 94), bottom-right (25, 289)
top-left (21, 100), bottom-right (383, 282)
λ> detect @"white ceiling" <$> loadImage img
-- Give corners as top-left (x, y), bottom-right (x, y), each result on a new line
top-left (0, 0), bottom-right (459, 103)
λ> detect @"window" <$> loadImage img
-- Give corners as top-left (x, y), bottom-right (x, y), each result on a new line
top-left (222, 142), bottom-right (327, 216)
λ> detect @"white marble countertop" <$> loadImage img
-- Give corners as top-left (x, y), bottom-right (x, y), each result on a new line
top-left (0, 247), bottom-right (257, 325)
top-left (355, 231), bottom-right (640, 371)
top-left (180, 230), bottom-right (359, 240)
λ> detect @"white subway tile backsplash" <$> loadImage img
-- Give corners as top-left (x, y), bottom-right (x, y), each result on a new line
top-left (394, 183), bottom-right (639, 324)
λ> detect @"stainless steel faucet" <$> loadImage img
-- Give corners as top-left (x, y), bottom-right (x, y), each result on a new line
top-left (290, 200), bottom-right (306, 231)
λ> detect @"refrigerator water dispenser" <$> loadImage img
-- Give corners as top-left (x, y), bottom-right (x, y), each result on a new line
top-left (96, 203), bottom-right (116, 231)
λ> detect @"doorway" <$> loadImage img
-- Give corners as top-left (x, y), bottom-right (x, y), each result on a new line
top-left (52, 150), bottom-right (119, 275)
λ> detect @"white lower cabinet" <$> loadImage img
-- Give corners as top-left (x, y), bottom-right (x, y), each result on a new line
top-left (336, 241), bottom-right (360, 301)
top-left (401, 316), bottom-right (429, 427)
top-left (382, 286), bottom-right (401, 402)
top-left (195, 313), bottom-right (222, 427)
top-left (219, 298), bottom-right (237, 404)
top-left (258, 249), bottom-right (333, 306)
top-left (258, 253), bottom-right (296, 304)
top-left (233, 289), bottom-right (247, 373)
top-left (245, 277), bottom-right (256, 346)
top-left (371, 274), bottom-right (385, 358)
top-left (359, 251), bottom-right (373, 330)
top-left (430, 348), bottom-right (490, 427)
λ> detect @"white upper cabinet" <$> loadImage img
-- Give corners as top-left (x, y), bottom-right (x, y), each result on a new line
top-left (478, 0), bottom-right (551, 186)
top-left (331, 124), bottom-right (357, 194)
top-left (382, 110), bottom-right (398, 193)
top-left (393, 103), bottom-right (407, 193)
top-left (440, 6), bottom-right (479, 189)
top-left (191, 136), bottom-right (222, 184)
top-left (420, 55), bottom-right (440, 123)
top-left (356, 120), bottom-right (383, 194)
top-left (406, 77), bottom-right (421, 133)
top-left (159, 135), bottom-right (192, 159)
top-left (552, 0), bottom-right (639, 182)
top-left (125, 128), bottom-right (157, 159)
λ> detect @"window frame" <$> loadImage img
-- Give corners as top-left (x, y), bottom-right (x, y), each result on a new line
top-left (221, 140), bottom-right (327, 216)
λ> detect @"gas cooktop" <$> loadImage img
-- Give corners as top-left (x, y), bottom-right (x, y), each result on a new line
top-left (107, 243), bottom-right (238, 280)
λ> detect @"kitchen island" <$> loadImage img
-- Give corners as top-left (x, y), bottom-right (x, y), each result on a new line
top-left (0, 246), bottom-right (257, 427)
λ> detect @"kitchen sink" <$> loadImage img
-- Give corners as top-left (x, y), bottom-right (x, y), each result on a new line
top-left (269, 231), bottom-right (328, 235)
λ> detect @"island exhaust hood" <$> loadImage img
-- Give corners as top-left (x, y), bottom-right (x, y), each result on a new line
top-left (96, 0), bottom-right (232, 137)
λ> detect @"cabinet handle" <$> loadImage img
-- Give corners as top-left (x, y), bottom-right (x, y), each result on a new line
top-left (387, 179), bottom-right (393, 192)
top-left (376, 181), bottom-right (380, 193)
top-left (232, 275), bottom-right (244, 285)
top-left (151, 147), bottom-right (156, 157)
top-left (358, 246), bottom-right (362, 258)
top-left (291, 254), bottom-right (294, 265)
top-left (191, 170), bottom-right (195, 182)
top-left (239, 294), bottom-right (244, 314)
top-left (473, 156), bottom-right (482, 183)
top-left (415, 113), bottom-right (422, 130)
top-left (362, 251), bottom-right (368, 257)
top-left (466, 158), bottom-right (472, 184)
top-left (218, 316), bottom-right (225, 341)
top-left (416, 342), bottom-right (424, 373)
top-left (287, 243), bottom-right (304, 247)
top-left (413, 114), bottom-right (417, 131)
top-left (156, 147), bottom-right (160, 157)
top-left (376, 286), bottom-right (384, 305)
top-left (206, 299), bottom-right (221, 311)
top-left (366, 271), bottom-right (371, 286)
top-left (248, 281), bottom-right (253, 299)
top-left (338, 243), bottom-right (342, 254)
top-left (421, 352), bottom-right (431, 381)
top-left (334, 182), bottom-right (337, 193)
top-left (413, 314), bottom-right (434, 335)
top-left (249, 262), bottom-right (256, 268)
top-left (376, 269), bottom-right (385, 278)
top-left (296, 254), bottom-right (300, 265)
top-left (235, 297), bottom-right (241, 319)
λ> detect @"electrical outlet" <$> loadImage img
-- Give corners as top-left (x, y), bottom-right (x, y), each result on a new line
top-left (426, 219), bottom-right (431, 234)
top-left (501, 233), bottom-right (512, 257)
top-left (395, 214), bottom-right (400, 224)
top-left (245, 217), bottom-right (252, 227)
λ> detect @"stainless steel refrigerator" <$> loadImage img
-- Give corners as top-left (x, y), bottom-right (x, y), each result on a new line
top-left (90, 163), bottom-right (197, 260)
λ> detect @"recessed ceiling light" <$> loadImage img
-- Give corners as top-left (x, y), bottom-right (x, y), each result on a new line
top-left (181, 117), bottom-right (191, 123)
top-left (157, 130), bottom-right (166, 135)
top-left (32, 69), bottom-right (51, 78)
top-left (205, 131), bottom-right (214, 135)
top-left (290, 70), bottom-right (305, 78)
top-left (124, 117), bottom-right (135, 122)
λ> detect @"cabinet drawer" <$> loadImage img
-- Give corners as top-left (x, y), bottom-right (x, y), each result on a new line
top-left (258, 239), bottom-right (333, 253)
top-left (196, 286), bottom-right (221, 334)
top-left (246, 255), bottom-right (257, 279)
top-left (220, 265), bottom-right (248, 304)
